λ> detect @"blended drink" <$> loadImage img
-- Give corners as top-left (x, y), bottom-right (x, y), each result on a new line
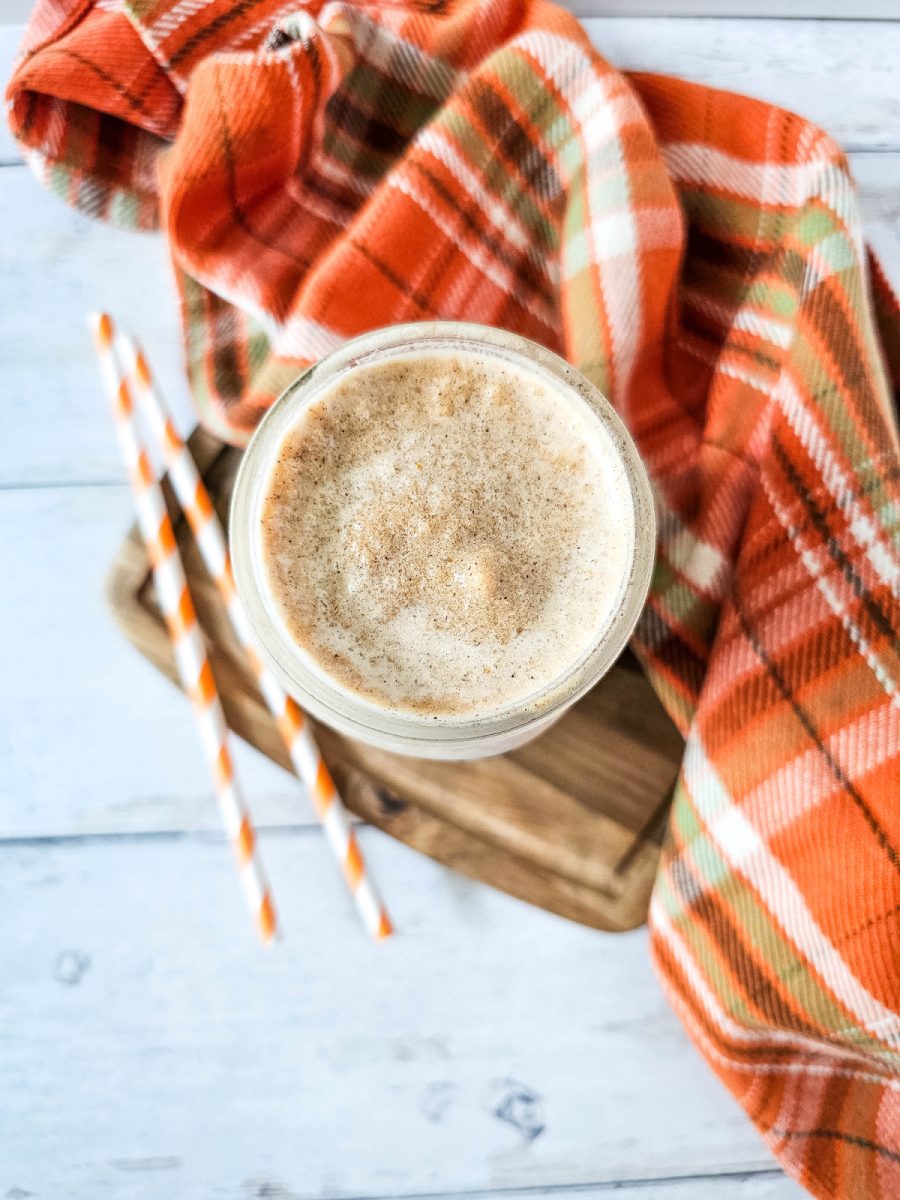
top-left (231, 323), bottom-right (654, 759)
top-left (260, 351), bottom-right (632, 717)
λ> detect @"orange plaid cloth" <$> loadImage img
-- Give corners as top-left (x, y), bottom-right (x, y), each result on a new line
top-left (8, 3), bottom-right (900, 1195)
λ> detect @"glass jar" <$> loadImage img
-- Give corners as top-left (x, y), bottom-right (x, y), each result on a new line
top-left (230, 322), bottom-right (655, 760)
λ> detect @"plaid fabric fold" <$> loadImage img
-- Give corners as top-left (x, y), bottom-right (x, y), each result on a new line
top-left (8, 2), bottom-right (900, 1194)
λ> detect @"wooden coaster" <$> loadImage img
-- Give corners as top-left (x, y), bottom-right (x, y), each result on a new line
top-left (106, 428), bottom-right (682, 932)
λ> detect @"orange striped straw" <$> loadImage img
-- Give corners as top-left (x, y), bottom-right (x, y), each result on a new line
top-left (89, 312), bottom-right (277, 945)
top-left (113, 321), bottom-right (392, 942)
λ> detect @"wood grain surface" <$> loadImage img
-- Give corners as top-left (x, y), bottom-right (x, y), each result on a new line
top-left (3, 22), bottom-right (899, 491)
top-left (5, 10), bottom-right (888, 1198)
top-left (2, 832), bottom-right (807, 1199)
top-left (4, 20), bottom-right (900, 166)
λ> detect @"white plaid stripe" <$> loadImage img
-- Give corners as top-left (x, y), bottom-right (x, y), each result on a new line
top-left (776, 371), bottom-right (900, 599)
top-left (684, 735), bottom-right (900, 1047)
top-left (387, 173), bottom-right (558, 331)
top-left (514, 31), bottom-right (646, 402)
top-left (652, 895), bottom-right (900, 1082)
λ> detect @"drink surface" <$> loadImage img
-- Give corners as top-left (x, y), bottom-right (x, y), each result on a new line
top-left (260, 350), bottom-right (634, 717)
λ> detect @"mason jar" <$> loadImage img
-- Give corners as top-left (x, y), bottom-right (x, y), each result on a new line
top-left (230, 322), bottom-right (655, 760)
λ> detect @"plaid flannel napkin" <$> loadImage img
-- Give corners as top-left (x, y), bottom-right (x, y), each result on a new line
top-left (8, 2), bottom-right (900, 1194)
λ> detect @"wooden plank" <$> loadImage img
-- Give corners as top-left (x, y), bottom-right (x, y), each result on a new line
top-left (0, 833), bottom-right (802, 1199)
top-left (3, 15), bottom-right (898, 486)
top-left (367, 1182), bottom-right (802, 1200)
top-left (371, 1181), bottom-right (801, 1200)
top-left (852, 153), bottom-right (900, 289)
top-left (572, 2), bottom-right (897, 15)
top-left (0, 484), bottom-right (316, 839)
top-left (3, 19), bottom-right (898, 164)
top-left (2, 1), bottom-right (37, 22)
top-left (2, 151), bottom-right (897, 487)
top-left (583, 18), bottom-right (900, 152)
top-left (2, 152), bottom-right (898, 488)
top-left (0, 165), bottom-right (192, 487)
top-left (432, 1182), bottom-right (800, 1200)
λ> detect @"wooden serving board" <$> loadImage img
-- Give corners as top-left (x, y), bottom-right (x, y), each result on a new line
top-left (106, 428), bottom-right (683, 932)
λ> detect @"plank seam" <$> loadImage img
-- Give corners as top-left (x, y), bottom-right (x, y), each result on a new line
top-left (0, 824), bottom-right (366, 849)
top-left (261, 1167), bottom-right (790, 1200)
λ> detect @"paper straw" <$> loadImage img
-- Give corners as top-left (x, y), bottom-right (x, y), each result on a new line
top-left (115, 324), bottom-right (393, 942)
top-left (89, 312), bottom-right (277, 945)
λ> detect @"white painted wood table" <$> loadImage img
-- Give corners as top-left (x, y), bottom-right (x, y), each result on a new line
top-left (2, 9), bottom-right (897, 1199)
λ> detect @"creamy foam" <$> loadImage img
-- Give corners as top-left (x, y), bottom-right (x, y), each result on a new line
top-left (260, 350), bottom-right (633, 717)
